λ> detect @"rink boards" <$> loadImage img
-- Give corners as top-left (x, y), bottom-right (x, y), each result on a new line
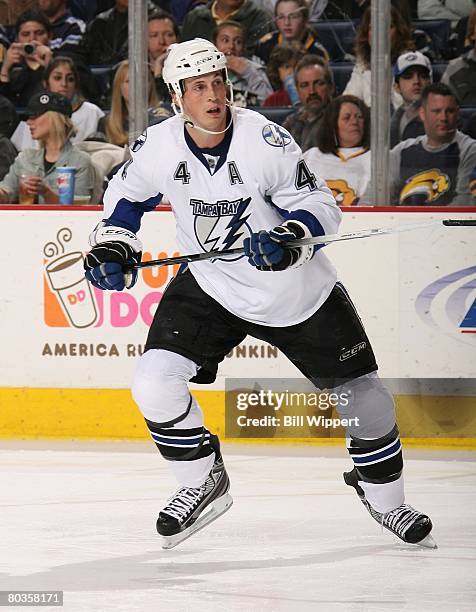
top-left (0, 207), bottom-right (474, 446)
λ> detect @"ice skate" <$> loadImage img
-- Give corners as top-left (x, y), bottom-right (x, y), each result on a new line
top-left (344, 468), bottom-right (436, 548)
top-left (157, 455), bottom-right (232, 549)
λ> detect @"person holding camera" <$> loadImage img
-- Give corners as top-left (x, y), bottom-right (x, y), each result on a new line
top-left (0, 9), bottom-right (53, 107)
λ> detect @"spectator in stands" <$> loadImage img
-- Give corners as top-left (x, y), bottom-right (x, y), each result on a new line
top-left (441, 7), bottom-right (476, 106)
top-left (418, 0), bottom-right (475, 24)
top-left (214, 20), bottom-right (272, 106)
top-left (148, 10), bottom-right (179, 101)
top-left (263, 45), bottom-right (303, 106)
top-left (169, 1), bottom-right (208, 24)
top-left (0, 91), bottom-right (95, 203)
top-left (11, 56), bottom-right (105, 151)
top-left (38, 0), bottom-right (86, 58)
top-left (78, 0), bottom-right (129, 65)
top-left (254, 0), bottom-right (329, 65)
top-left (303, 94), bottom-right (370, 206)
top-left (385, 83), bottom-right (476, 205)
top-left (0, 10), bottom-right (53, 107)
top-left (469, 164), bottom-right (476, 196)
top-left (282, 53), bottom-right (335, 150)
top-left (0, 135), bottom-right (17, 180)
top-left (391, 51), bottom-right (432, 147)
top-left (97, 60), bottom-right (171, 147)
top-left (0, 94), bottom-right (18, 138)
top-left (343, 6), bottom-right (422, 107)
top-left (181, 0), bottom-right (273, 56)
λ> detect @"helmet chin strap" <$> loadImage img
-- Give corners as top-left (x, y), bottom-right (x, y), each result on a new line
top-left (183, 101), bottom-right (234, 135)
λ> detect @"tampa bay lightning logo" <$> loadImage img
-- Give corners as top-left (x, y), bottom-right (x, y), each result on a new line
top-left (190, 197), bottom-right (251, 262)
top-left (416, 266), bottom-right (476, 336)
top-left (131, 130), bottom-right (147, 152)
top-left (262, 124), bottom-right (292, 148)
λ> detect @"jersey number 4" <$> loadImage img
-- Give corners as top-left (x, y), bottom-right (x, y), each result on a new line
top-left (174, 161), bottom-right (191, 184)
top-left (295, 160), bottom-right (317, 192)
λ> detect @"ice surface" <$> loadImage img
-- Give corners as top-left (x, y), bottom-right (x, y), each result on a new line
top-left (0, 443), bottom-right (475, 612)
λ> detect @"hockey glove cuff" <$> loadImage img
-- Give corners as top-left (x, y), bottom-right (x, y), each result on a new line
top-left (243, 220), bottom-right (314, 271)
top-left (84, 223), bottom-right (142, 291)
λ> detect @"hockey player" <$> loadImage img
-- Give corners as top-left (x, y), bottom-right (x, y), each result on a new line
top-left (84, 38), bottom-right (435, 549)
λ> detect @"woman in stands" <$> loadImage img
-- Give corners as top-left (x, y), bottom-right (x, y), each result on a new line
top-left (303, 95), bottom-right (370, 206)
top-left (11, 56), bottom-right (105, 151)
top-left (343, 6), bottom-right (425, 107)
top-left (254, 0), bottom-right (329, 64)
top-left (98, 60), bottom-right (172, 147)
top-left (0, 91), bottom-right (95, 203)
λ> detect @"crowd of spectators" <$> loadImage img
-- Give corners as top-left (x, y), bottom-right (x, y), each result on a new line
top-left (0, 0), bottom-right (475, 205)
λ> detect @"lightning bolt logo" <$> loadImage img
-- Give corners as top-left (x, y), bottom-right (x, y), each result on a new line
top-left (193, 197), bottom-right (251, 261)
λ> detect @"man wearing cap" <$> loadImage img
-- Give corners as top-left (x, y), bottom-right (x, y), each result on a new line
top-left (391, 51), bottom-right (432, 148)
top-left (0, 91), bottom-right (95, 204)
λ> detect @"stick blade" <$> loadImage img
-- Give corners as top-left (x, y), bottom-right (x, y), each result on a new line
top-left (442, 219), bottom-right (476, 226)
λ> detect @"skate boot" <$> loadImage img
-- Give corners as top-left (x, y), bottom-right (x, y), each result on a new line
top-left (157, 453), bottom-right (232, 549)
top-left (344, 468), bottom-right (436, 548)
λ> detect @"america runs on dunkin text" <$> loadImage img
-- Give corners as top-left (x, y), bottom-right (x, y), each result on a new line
top-left (84, 39), bottom-right (436, 550)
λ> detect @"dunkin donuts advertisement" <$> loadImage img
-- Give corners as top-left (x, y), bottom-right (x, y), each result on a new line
top-left (0, 209), bottom-right (474, 389)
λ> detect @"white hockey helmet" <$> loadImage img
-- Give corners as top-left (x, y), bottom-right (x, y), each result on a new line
top-left (163, 38), bottom-right (228, 100)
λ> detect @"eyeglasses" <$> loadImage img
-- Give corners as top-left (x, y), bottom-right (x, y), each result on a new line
top-left (276, 7), bottom-right (306, 23)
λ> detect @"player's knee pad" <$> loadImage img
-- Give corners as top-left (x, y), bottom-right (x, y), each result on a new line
top-left (131, 348), bottom-right (199, 424)
top-left (347, 424), bottom-right (403, 484)
top-left (131, 349), bottom-right (215, 462)
top-left (335, 372), bottom-right (396, 439)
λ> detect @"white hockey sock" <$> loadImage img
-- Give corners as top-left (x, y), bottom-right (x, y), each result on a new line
top-left (359, 475), bottom-right (405, 514)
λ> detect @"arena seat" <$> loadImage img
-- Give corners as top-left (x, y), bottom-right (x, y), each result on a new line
top-left (311, 21), bottom-right (357, 62)
top-left (431, 61), bottom-right (448, 83)
top-left (330, 62), bottom-right (354, 94)
top-left (413, 19), bottom-right (451, 58)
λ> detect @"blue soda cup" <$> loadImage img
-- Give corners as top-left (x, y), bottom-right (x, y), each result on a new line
top-left (56, 166), bottom-right (76, 205)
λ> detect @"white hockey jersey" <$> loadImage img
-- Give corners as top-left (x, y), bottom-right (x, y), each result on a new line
top-left (103, 108), bottom-right (342, 326)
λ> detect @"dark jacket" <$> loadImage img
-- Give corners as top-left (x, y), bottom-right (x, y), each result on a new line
top-left (181, 1), bottom-right (273, 56)
top-left (78, 7), bottom-right (128, 65)
top-left (390, 104), bottom-right (425, 148)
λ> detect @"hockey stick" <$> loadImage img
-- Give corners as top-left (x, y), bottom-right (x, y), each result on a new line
top-left (131, 218), bottom-right (476, 270)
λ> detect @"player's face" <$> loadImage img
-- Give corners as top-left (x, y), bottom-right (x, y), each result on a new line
top-left (215, 25), bottom-right (244, 57)
top-left (397, 67), bottom-right (431, 103)
top-left (148, 18), bottom-right (177, 60)
top-left (18, 21), bottom-right (49, 45)
top-left (419, 93), bottom-right (458, 144)
top-left (47, 63), bottom-right (76, 100)
top-left (275, 1), bottom-right (306, 41)
top-left (181, 71), bottom-right (227, 132)
top-left (296, 64), bottom-right (333, 108)
top-left (337, 102), bottom-right (365, 148)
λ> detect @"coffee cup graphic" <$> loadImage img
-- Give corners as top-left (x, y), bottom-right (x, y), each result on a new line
top-left (46, 251), bottom-right (98, 328)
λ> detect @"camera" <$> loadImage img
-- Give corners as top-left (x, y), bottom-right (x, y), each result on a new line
top-left (20, 42), bottom-right (36, 55)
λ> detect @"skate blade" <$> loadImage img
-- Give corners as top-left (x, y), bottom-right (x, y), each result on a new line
top-left (161, 493), bottom-right (233, 550)
top-left (416, 533), bottom-right (437, 549)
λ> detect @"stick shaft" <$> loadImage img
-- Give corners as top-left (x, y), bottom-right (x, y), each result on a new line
top-left (132, 218), bottom-right (476, 270)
